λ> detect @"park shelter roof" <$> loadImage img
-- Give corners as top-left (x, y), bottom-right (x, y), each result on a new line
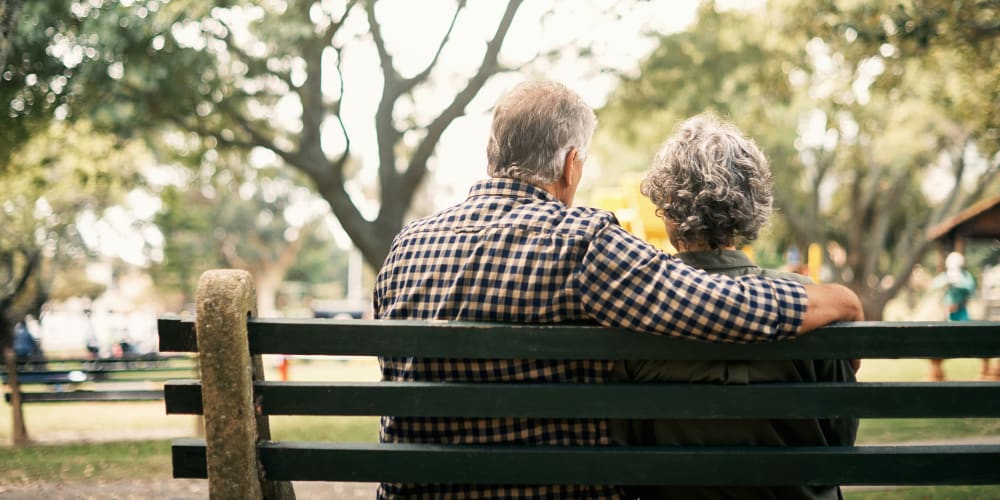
top-left (926, 194), bottom-right (1000, 242)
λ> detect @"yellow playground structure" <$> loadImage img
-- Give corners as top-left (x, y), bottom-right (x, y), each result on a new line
top-left (591, 179), bottom-right (676, 254)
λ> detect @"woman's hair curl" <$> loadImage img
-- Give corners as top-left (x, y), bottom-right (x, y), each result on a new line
top-left (640, 114), bottom-right (773, 250)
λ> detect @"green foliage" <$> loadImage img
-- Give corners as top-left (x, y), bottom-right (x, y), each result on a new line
top-left (801, 0), bottom-right (1000, 156)
top-left (284, 232), bottom-right (350, 285)
top-left (2, 0), bottom-right (164, 166)
top-left (150, 162), bottom-right (345, 306)
top-left (49, 270), bottom-right (106, 301)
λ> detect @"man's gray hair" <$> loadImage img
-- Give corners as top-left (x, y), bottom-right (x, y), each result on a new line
top-left (640, 113), bottom-right (773, 250)
top-left (487, 81), bottom-right (596, 184)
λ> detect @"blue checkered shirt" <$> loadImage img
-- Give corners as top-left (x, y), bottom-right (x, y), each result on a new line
top-left (373, 178), bottom-right (807, 499)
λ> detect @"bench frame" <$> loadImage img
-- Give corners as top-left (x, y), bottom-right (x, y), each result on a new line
top-left (159, 269), bottom-right (1000, 499)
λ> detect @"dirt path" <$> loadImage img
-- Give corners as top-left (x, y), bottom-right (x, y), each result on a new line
top-left (0, 480), bottom-right (377, 499)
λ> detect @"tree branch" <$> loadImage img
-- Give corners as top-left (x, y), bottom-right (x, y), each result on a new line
top-left (365, 1), bottom-right (400, 88)
top-left (330, 70), bottom-right (352, 175)
top-left (0, 250), bottom-right (39, 311)
top-left (297, 34), bottom-right (327, 176)
top-left (774, 197), bottom-right (819, 246)
top-left (214, 17), bottom-right (295, 91)
top-left (400, 0), bottom-right (524, 200)
top-left (0, 0), bottom-right (24, 71)
top-left (217, 103), bottom-right (305, 168)
top-left (324, 0), bottom-right (360, 45)
top-left (397, 0), bottom-right (467, 95)
top-left (219, 237), bottom-right (251, 270)
top-left (861, 167), bottom-right (910, 280)
top-left (308, 0), bottom-right (360, 176)
top-left (927, 136), bottom-right (972, 226)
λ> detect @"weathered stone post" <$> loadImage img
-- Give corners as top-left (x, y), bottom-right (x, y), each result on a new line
top-left (196, 269), bottom-right (264, 499)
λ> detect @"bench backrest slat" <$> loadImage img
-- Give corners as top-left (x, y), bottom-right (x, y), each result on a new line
top-left (171, 439), bottom-right (1000, 486)
top-left (164, 380), bottom-right (1000, 418)
top-left (158, 317), bottom-right (1000, 359)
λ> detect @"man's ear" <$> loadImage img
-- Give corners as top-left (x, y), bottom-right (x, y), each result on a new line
top-left (561, 148), bottom-right (578, 185)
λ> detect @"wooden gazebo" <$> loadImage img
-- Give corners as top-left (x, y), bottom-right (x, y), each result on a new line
top-left (926, 194), bottom-right (1000, 254)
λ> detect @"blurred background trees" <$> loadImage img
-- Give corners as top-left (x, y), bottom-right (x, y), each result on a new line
top-left (152, 163), bottom-right (340, 315)
top-left (596, 1), bottom-right (999, 319)
top-left (0, 119), bottom-right (144, 443)
top-left (1, 0), bottom-right (997, 327)
top-left (5, 0), bottom-right (529, 270)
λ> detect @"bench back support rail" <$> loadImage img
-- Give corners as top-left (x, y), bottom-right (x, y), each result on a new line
top-left (161, 269), bottom-right (1000, 498)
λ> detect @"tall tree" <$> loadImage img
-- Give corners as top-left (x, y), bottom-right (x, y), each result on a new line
top-left (597, 1), bottom-right (999, 319)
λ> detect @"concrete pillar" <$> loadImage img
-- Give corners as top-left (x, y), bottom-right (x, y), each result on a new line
top-left (196, 269), bottom-right (263, 500)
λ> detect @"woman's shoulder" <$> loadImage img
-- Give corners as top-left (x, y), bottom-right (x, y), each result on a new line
top-left (757, 268), bottom-right (814, 285)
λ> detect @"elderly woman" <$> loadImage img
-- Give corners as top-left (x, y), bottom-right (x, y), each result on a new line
top-left (611, 114), bottom-right (858, 500)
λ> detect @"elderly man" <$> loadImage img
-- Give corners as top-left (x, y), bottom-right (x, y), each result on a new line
top-left (612, 113), bottom-right (859, 500)
top-left (373, 81), bottom-right (863, 499)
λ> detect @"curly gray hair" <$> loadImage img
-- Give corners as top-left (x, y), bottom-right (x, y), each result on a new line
top-left (487, 81), bottom-right (596, 184)
top-left (640, 114), bottom-right (773, 250)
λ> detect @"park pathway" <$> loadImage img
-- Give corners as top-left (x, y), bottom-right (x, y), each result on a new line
top-left (0, 479), bottom-right (376, 499)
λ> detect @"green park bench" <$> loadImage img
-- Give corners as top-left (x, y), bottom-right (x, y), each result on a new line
top-left (158, 269), bottom-right (1000, 499)
top-left (3, 356), bottom-right (196, 404)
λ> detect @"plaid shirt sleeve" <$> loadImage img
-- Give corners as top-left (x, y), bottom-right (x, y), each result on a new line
top-left (576, 223), bottom-right (807, 343)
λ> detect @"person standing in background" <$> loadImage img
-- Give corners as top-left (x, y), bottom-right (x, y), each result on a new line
top-left (980, 263), bottom-right (1000, 380)
top-left (13, 315), bottom-right (45, 368)
top-left (928, 251), bottom-right (977, 381)
top-left (84, 309), bottom-right (101, 360)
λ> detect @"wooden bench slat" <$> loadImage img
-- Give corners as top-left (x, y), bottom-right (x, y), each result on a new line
top-left (158, 317), bottom-right (198, 353)
top-left (170, 439), bottom-right (1000, 485)
top-left (5, 390), bottom-right (164, 403)
top-left (2, 368), bottom-right (192, 386)
top-left (164, 380), bottom-right (1000, 418)
top-left (158, 318), bottom-right (1000, 359)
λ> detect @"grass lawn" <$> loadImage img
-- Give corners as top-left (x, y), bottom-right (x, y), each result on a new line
top-left (846, 486), bottom-right (1000, 499)
top-left (1, 356), bottom-right (997, 496)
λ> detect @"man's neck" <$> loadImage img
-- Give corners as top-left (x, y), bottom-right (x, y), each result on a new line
top-left (539, 180), bottom-right (572, 205)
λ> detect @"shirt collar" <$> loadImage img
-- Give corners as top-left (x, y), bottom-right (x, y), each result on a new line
top-left (674, 249), bottom-right (759, 272)
top-left (467, 177), bottom-right (560, 204)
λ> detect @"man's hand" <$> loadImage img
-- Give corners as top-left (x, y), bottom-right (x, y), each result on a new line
top-left (798, 283), bottom-right (864, 334)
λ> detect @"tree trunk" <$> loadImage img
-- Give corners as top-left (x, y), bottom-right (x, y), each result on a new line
top-left (857, 290), bottom-right (886, 322)
top-left (0, 0), bottom-right (24, 70)
top-left (3, 345), bottom-right (30, 446)
top-left (254, 273), bottom-right (281, 318)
